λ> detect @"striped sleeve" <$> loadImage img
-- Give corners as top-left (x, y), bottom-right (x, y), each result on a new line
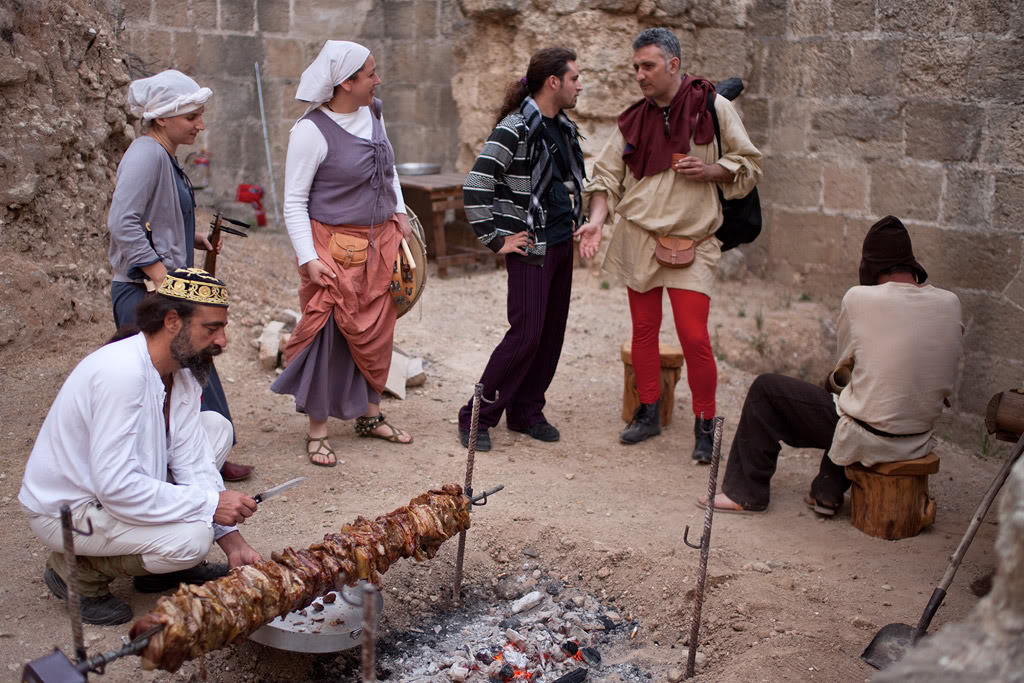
top-left (463, 116), bottom-right (522, 252)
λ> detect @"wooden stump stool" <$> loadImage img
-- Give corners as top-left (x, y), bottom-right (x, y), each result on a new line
top-left (620, 342), bottom-right (684, 427)
top-left (845, 453), bottom-right (939, 540)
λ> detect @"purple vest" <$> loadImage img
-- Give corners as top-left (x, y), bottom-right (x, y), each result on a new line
top-left (305, 99), bottom-right (398, 227)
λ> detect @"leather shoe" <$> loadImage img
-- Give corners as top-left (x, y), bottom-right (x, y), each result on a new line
top-left (509, 422), bottom-right (560, 442)
top-left (459, 428), bottom-right (491, 452)
top-left (692, 416), bottom-right (715, 464)
top-left (620, 401), bottom-right (661, 444)
top-left (44, 568), bottom-right (133, 625)
top-left (133, 561), bottom-right (229, 594)
top-left (220, 461), bottom-right (254, 482)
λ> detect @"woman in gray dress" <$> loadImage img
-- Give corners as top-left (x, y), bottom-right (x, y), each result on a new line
top-left (272, 40), bottom-right (415, 467)
top-left (106, 69), bottom-right (251, 481)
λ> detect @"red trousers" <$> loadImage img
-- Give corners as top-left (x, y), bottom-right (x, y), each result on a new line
top-left (627, 287), bottom-right (716, 418)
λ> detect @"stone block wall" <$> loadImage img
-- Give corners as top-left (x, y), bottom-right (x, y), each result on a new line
top-left (452, 0), bottom-right (1024, 426)
top-left (742, 0), bottom-right (1024, 422)
top-left (109, 0), bottom-right (1024, 423)
top-left (118, 0), bottom-right (463, 216)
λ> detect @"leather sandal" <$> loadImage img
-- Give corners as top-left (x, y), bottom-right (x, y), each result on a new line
top-left (305, 434), bottom-right (337, 467)
top-left (804, 493), bottom-right (839, 516)
top-left (696, 495), bottom-right (766, 514)
top-left (355, 414), bottom-right (413, 444)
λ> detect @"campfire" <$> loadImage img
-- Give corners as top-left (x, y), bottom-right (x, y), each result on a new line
top-left (363, 566), bottom-right (650, 683)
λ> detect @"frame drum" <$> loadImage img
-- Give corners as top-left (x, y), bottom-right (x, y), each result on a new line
top-left (393, 208), bottom-right (428, 319)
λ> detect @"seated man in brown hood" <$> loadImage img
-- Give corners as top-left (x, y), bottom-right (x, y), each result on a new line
top-left (701, 216), bottom-right (962, 514)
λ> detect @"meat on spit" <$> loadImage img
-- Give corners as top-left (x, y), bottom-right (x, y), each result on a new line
top-left (129, 484), bottom-right (471, 672)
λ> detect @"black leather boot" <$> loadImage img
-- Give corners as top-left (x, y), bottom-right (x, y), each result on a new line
top-left (133, 561), bottom-right (229, 594)
top-left (620, 401), bottom-right (661, 444)
top-left (692, 416), bottom-right (715, 463)
top-left (44, 568), bottom-right (133, 625)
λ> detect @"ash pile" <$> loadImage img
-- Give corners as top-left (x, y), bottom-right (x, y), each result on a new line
top-left (369, 565), bottom-right (653, 683)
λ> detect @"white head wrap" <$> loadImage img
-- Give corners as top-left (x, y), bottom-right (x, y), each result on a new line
top-left (294, 40), bottom-right (371, 122)
top-left (127, 69), bottom-right (212, 121)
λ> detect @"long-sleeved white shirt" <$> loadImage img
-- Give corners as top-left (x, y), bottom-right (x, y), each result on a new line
top-left (283, 105), bottom-right (407, 266)
top-left (19, 333), bottom-right (235, 539)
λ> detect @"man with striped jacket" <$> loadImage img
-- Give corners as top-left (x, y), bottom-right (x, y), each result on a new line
top-left (457, 47), bottom-right (585, 451)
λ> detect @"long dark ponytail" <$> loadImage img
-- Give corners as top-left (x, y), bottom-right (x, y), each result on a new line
top-left (494, 46), bottom-right (577, 125)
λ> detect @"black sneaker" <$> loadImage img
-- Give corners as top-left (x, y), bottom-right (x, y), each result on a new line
top-left (620, 401), bottom-right (661, 445)
top-left (44, 568), bottom-right (133, 625)
top-left (692, 416), bottom-right (715, 464)
top-left (509, 422), bottom-right (560, 442)
top-left (132, 562), bottom-right (229, 594)
top-left (459, 428), bottom-right (491, 452)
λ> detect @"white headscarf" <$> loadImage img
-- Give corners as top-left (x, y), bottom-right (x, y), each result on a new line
top-left (294, 40), bottom-right (371, 122)
top-left (127, 70), bottom-right (212, 121)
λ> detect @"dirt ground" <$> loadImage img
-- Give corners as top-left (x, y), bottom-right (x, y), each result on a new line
top-left (0, 224), bottom-right (1008, 682)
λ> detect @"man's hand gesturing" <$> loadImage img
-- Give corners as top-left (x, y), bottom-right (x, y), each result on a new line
top-left (214, 490), bottom-right (258, 526)
top-left (575, 222), bottom-right (602, 261)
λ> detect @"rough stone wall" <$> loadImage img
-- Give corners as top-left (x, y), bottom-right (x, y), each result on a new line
top-left (452, 0), bottom-right (1024, 425)
top-left (118, 0), bottom-right (463, 215)
top-left (743, 0), bottom-right (1024, 423)
top-left (0, 0), bottom-right (134, 349)
top-left (453, 0), bottom-right (757, 170)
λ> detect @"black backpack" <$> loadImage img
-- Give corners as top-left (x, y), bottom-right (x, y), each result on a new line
top-left (707, 91), bottom-right (762, 252)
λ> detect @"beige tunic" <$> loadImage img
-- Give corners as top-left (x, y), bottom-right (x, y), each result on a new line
top-left (584, 95), bottom-right (762, 294)
top-left (827, 283), bottom-right (963, 467)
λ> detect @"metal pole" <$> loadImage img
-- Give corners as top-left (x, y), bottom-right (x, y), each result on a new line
top-left (686, 416), bottom-right (725, 679)
top-left (254, 62), bottom-right (281, 228)
top-left (361, 583), bottom-right (378, 683)
top-left (59, 504), bottom-right (88, 663)
top-left (453, 383), bottom-right (483, 602)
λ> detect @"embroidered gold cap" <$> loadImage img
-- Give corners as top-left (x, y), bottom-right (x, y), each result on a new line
top-left (157, 267), bottom-right (229, 307)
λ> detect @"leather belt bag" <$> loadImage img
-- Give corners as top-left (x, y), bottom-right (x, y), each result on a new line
top-left (328, 233), bottom-right (368, 268)
top-left (655, 234), bottom-right (713, 268)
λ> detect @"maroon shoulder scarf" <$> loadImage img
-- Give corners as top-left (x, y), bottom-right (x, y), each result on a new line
top-left (618, 74), bottom-right (716, 180)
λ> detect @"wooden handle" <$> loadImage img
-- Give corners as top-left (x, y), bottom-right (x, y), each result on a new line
top-left (400, 238), bottom-right (415, 270)
top-left (204, 226), bottom-right (221, 276)
top-left (937, 432), bottom-right (1024, 594)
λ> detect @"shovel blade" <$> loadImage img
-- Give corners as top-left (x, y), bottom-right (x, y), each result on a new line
top-left (861, 622), bottom-right (918, 670)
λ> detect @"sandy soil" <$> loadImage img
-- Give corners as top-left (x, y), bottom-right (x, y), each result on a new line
top-left (0, 225), bottom-right (1007, 682)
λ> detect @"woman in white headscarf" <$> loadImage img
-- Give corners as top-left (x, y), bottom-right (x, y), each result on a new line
top-left (271, 40), bottom-right (414, 467)
top-left (107, 69), bottom-right (253, 483)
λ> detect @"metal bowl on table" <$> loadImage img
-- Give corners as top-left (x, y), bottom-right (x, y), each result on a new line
top-left (396, 162), bottom-right (441, 176)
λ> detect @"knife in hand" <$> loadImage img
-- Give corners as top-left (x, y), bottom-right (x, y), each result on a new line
top-left (253, 477), bottom-right (306, 504)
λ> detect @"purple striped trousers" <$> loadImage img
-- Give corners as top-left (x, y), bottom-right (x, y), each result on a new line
top-left (458, 239), bottom-right (573, 431)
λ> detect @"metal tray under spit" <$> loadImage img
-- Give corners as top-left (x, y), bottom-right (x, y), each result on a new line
top-left (248, 582), bottom-right (383, 653)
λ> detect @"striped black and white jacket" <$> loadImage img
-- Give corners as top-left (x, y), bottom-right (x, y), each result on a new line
top-left (463, 97), bottom-right (585, 264)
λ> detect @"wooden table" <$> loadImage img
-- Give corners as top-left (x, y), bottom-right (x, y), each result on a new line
top-left (399, 172), bottom-right (497, 278)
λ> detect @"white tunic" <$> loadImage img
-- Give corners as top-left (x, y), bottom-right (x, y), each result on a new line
top-left (828, 283), bottom-right (963, 466)
top-left (284, 105), bottom-right (407, 266)
top-left (19, 333), bottom-right (235, 539)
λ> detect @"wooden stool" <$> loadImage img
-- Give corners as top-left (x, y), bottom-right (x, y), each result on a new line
top-left (620, 342), bottom-right (684, 427)
top-left (845, 453), bottom-right (939, 540)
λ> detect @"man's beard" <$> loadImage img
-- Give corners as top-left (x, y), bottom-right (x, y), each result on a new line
top-left (170, 326), bottom-right (221, 387)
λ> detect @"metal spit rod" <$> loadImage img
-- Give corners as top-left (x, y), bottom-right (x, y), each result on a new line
top-left (468, 484), bottom-right (504, 505)
top-left (59, 504), bottom-right (88, 664)
top-left (685, 416), bottom-right (725, 680)
top-left (254, 62), bottom-right (281, 228)
top-left (453, 383), bottom-right (484, 602)
top-left (80, 624), bottom-right (164, 675)
top-left (360, 583), bottom-right (378, 683)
